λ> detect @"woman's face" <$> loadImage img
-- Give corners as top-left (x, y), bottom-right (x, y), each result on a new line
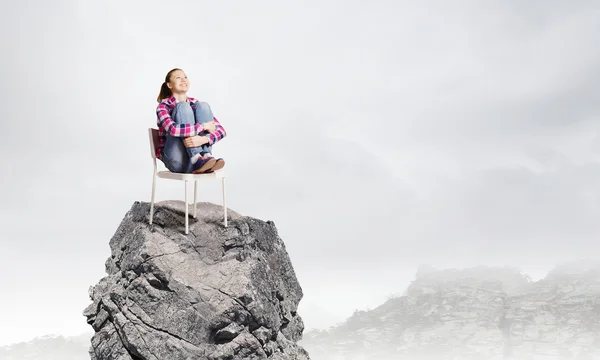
top-left (167, 70), bottom-right (190, 94)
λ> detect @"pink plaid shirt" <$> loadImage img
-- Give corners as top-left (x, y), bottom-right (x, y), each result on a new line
top-left (155, 95), bottom-right (227, 159)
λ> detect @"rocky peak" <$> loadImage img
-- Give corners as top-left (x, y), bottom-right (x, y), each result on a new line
top-left (83, 200), bottom-right (310, 360)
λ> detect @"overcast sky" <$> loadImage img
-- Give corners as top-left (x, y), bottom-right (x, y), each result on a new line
top-left (1, 0), bottom-right (599, 346)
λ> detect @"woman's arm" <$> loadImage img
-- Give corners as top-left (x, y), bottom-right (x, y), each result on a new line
top-left (206, 117), bottom-right (227, 145)
top-left (183, 117), bottom-right (226, 148)
top-left (156, 103), bottom-right (205, 137)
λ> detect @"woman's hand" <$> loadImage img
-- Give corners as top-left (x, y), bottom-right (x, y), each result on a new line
top-left (204, 121), bottom-right (217, 133)
top-left (184, 136), bottom-right (210, 148)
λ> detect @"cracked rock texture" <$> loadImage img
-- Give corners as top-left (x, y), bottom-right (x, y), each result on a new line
top-left (82, 200), bottom-right (310, 360)
top-left (301, 263), bottom-right (600, 360)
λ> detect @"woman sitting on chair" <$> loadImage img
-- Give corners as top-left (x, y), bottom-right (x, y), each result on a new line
top-left (155, 68), bottom-right (227, 174)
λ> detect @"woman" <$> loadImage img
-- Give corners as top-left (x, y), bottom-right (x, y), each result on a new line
top-left (155, 68), bottom-right (227, 174)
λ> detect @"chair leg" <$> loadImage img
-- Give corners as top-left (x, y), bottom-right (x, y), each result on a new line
top-left (185, 180), bottom-right (189, 234)
top-left (222, 176), bottom-right (227, 227)
top-left (194, 180), bottom-right (198, 219)
top-left (150, 173), bottom-right (156, 225)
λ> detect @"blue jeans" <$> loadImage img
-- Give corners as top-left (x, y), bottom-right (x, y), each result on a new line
top-left (161, 101), bottom-right (214, 173)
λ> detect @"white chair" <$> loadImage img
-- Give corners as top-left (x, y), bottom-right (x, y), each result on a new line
top-left (148, 128), bottom-right (227, 234)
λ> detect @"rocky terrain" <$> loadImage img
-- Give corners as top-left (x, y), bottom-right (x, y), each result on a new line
top-left (300, 262), bottom-right (600, 360)
top-left (82, 200), bottom-right (310, 360)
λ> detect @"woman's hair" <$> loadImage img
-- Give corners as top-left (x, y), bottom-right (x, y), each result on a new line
top-left (157, 68), bottom-right (182, 103)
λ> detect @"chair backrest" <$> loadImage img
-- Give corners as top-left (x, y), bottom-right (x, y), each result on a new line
top-left (148, 128), bottom-right (160, 159)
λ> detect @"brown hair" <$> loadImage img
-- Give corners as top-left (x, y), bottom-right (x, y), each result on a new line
top-left (156, 68), bottom-right (182, 102)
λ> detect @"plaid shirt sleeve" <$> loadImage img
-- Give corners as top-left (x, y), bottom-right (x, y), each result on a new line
top-left (207, 117), bottom-right (227, 145)
top-left (156, 102), bottom-right (204, 137)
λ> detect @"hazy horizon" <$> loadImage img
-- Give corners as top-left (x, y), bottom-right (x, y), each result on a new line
top-left (2, 0), bottom-right (599, 347)
top-left (0, 261), bottom-right (572, 347)
top-left (0, 258), bottom-right (578, 347)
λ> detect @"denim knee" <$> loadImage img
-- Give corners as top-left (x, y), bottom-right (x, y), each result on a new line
top-left (194, 101), bottom-right (214, 124)
top-left (196, 101), bottom-right (210, 111)
top-left (172, 102), bottom-right (195, 124)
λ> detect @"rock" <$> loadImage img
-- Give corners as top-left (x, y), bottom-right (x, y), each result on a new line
top-left (83, 200), bottom-right (310, 360)
top-left (301, 263), bottom-right (600, 360)
top-left (215, 323), bottom-right (244, 342)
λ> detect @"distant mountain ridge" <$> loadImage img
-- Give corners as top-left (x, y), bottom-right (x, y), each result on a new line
top-left (0, 333), bottom-right (92, 360)
top-left (300, 260), bottom-right (600, 360)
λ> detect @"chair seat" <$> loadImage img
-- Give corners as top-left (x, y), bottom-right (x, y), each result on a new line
top-left (157, 169), bottom-right (225, 181)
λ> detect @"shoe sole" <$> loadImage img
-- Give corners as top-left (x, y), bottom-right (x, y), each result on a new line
top-left (207, 159), bottom-right (225, 172)
top-left (192, 158), bottom-right (217, 174)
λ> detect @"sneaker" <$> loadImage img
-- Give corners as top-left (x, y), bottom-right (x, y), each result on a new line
top-left (206, 158), bottom-right (225, 173)
top-left (191, 156), bottom-right (217, 174)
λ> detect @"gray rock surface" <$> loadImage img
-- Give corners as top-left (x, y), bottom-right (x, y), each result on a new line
top-left (301, 263), bottom-right (600, 360)
top-left (83, 200), bottom-right (310, 360)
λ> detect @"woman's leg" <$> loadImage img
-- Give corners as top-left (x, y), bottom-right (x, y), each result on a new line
top-left (193, 101), bottom-right (214, 155)
top-left (161, 102), bottom-right (214, 173)
top-left (161, 136), bottom-right (192, 173)
top-left (193, 101), bottom-right (225, 172)
top-left (171, 102), bottom-right (204, 159)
